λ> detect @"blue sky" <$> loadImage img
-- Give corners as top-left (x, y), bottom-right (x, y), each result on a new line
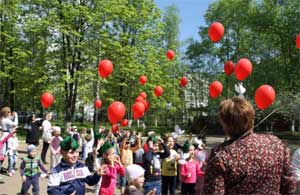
top-left (154, 0), bottom-right (215, 42)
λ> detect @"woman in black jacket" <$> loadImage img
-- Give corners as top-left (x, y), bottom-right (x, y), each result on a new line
top-left (25, 114), bottom-right (43, 146)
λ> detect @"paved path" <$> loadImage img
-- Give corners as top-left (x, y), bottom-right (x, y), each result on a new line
top-left (0, 134), bottom-right (299, 195)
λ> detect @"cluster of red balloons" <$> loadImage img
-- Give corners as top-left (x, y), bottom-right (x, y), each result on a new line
top-left (94, 99), bottom-right (102, 109)
top-left (208, 22), bottom-right (225, 43)
top-left (180, 77), bottom-right (188, 87)
top-left (132, 92), bottom-right (150, 119)
top-left (41, 92), bottom-right (54, 109)
top-left (98, 60), bottom-right (113, 79)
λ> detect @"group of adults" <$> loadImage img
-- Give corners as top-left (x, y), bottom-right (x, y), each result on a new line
top-left (0, 108), bottom-right (53, 165)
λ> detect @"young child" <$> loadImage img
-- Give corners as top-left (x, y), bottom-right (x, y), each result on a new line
top-left (47, 136), bottom-right (103, 194)
top-left (194, 137), bottom-right (208, 194)
top-left (120, 134), bottom-right (142, 194)
top-left (125, 164), bottom-right (146, 195)
top-left (7, 131), bottom-right (19, 176)
top-left (98, 141), bottom-right (125, 195)
top-left (143, 136), bottom-right (170, 195)
top-left (50, 126), bottom-right (63, 168)
top-left (0, 129), bottom-right (16, 175)
top-left (20, 144), bottom-right (48, 195)
top-left (161, 136), bottom-right (180, 195)
top-left (180, 144), bottom-right (204, 195)
top-left (83, 128), bottom-right (95, 161)
top-left (80, 127), bottom-right (88, 159)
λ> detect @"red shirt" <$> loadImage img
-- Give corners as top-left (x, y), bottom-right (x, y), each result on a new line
top-left (204, 133), bottom-right (296, 194)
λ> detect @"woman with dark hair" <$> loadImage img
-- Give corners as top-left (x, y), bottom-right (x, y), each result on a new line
top-left (25, 114), bottom-right (43, 146)
top-left (203, 97), bottom-right (296, 194)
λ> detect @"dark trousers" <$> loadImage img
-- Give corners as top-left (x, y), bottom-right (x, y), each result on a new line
top-left (181, 182), bottom-right (196, 195)
top-left (162, 175), bottom-right (176, 195)
top-left (41, 141), bottom-right (49, 163)
top-left (20, 174), bottom-right (40, 195)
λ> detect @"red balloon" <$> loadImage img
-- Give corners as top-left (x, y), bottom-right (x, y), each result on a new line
top-left (107, 101), bottom-right (126, 124)
top-left (255, 85), bottom-right (276, 110)
top-left (139, 75), bottom-right (147, 85)
top-left (121, 119), bottom-right (128, 127)
top-left (41, 92), bottom-right (54, 109)
top-left (135, 96), bottom-right (144, 103)
top-left (139, 92), bottom-right (147, 99)
top-left (133, 111), bottom-right (144, 119)
top-left (180, 77), bottom-right (188, 87)
top-left (208, 22), bottom-right (225, 43)
top-left (98, 60), bottom-right (113, 79)
top-left (235, 58), bottom-right (252, 81)
top-left (145, 100), bottom-right (150, 111)
top-left (209, 81), bottom-right (223, 99)
top-left (154, 86), bottom-right (164, 97)
top-left (296, 33), bottom-right (300, 49)
top-left (94, 99), bottom-right (102, 109)
top-left (111, 124), bottom-right (119, 134)
top-left (132, 102), bottom-right (145, 114)
top-left (224, 61), bottom-right (235, 76)
top-left (166, 50), bottom-right (175, 60)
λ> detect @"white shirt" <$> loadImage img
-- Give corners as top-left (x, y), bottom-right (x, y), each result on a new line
top-left (7, 136), bottom-right (18, 155)
top-left (42, 120), bottom-right (52, 142)
top-left (292, 147), bottom-right (300, 181)
top-left (1, 116), bottom-right (18, 132)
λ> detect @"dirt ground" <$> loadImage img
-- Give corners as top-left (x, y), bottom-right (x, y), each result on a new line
top-left (0, 134), bottom-right (298, 195)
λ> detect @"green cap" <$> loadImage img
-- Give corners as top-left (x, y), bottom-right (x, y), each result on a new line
top-left (60, 136), bottom-right (79, 151)
top-left (147, 135), bottom-right (158, 144)
top-left (182, 140), bottom-right (191, 153)
top-left (98, 141), bottom-right (113, 155)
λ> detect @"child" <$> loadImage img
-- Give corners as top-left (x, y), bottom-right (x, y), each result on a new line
top-left (50, 126), bottom-right (63, 168)
top-left (80, 127), bottom-right (88, 159)
top-left (83, 128), bottom-right (95, 161)
top-left (180, 144), bottom-right (204, 195)
top-left (47, 136), bottom-right (103, 194)
top-left (125, 164), bottom-right (154, 195)
top-left (143, 136), bottom-right (170, 195)
top-left (161, 136), bottom-right (180, 195)
top-left (7, 131), bottom-right (19, 176)
top-left (194, 137), bottom-right (208, 194)
top-left (20, 144), bottom-right (48, 195)
top-left (119, 134), bottom-right (142, 194)
top-left (0, 129), bottom-right (16, 174)
top-left (98, 141), bottom-right (125, 195)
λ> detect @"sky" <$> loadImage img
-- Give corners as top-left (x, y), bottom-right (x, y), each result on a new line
top-left (154, 0), bottom-right (215, 42)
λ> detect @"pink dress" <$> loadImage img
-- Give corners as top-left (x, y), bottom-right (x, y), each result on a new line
top-left (180, 159), bottom-right (204, 184)
top-left (99, 163), bottom-right (125, 195)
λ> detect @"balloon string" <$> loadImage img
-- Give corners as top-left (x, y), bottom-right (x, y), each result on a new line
top-left (254, 107), bottom-right (281, 128)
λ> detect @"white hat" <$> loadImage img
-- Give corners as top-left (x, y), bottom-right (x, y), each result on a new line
top-left (126, 164), bottom-right (145, 182)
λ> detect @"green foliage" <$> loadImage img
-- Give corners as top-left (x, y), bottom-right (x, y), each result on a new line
top-left (185, 0), bottom-right (300, 124)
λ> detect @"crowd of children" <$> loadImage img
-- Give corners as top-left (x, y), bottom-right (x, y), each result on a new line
top-left (0, 108), bottom-right (208, 195)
